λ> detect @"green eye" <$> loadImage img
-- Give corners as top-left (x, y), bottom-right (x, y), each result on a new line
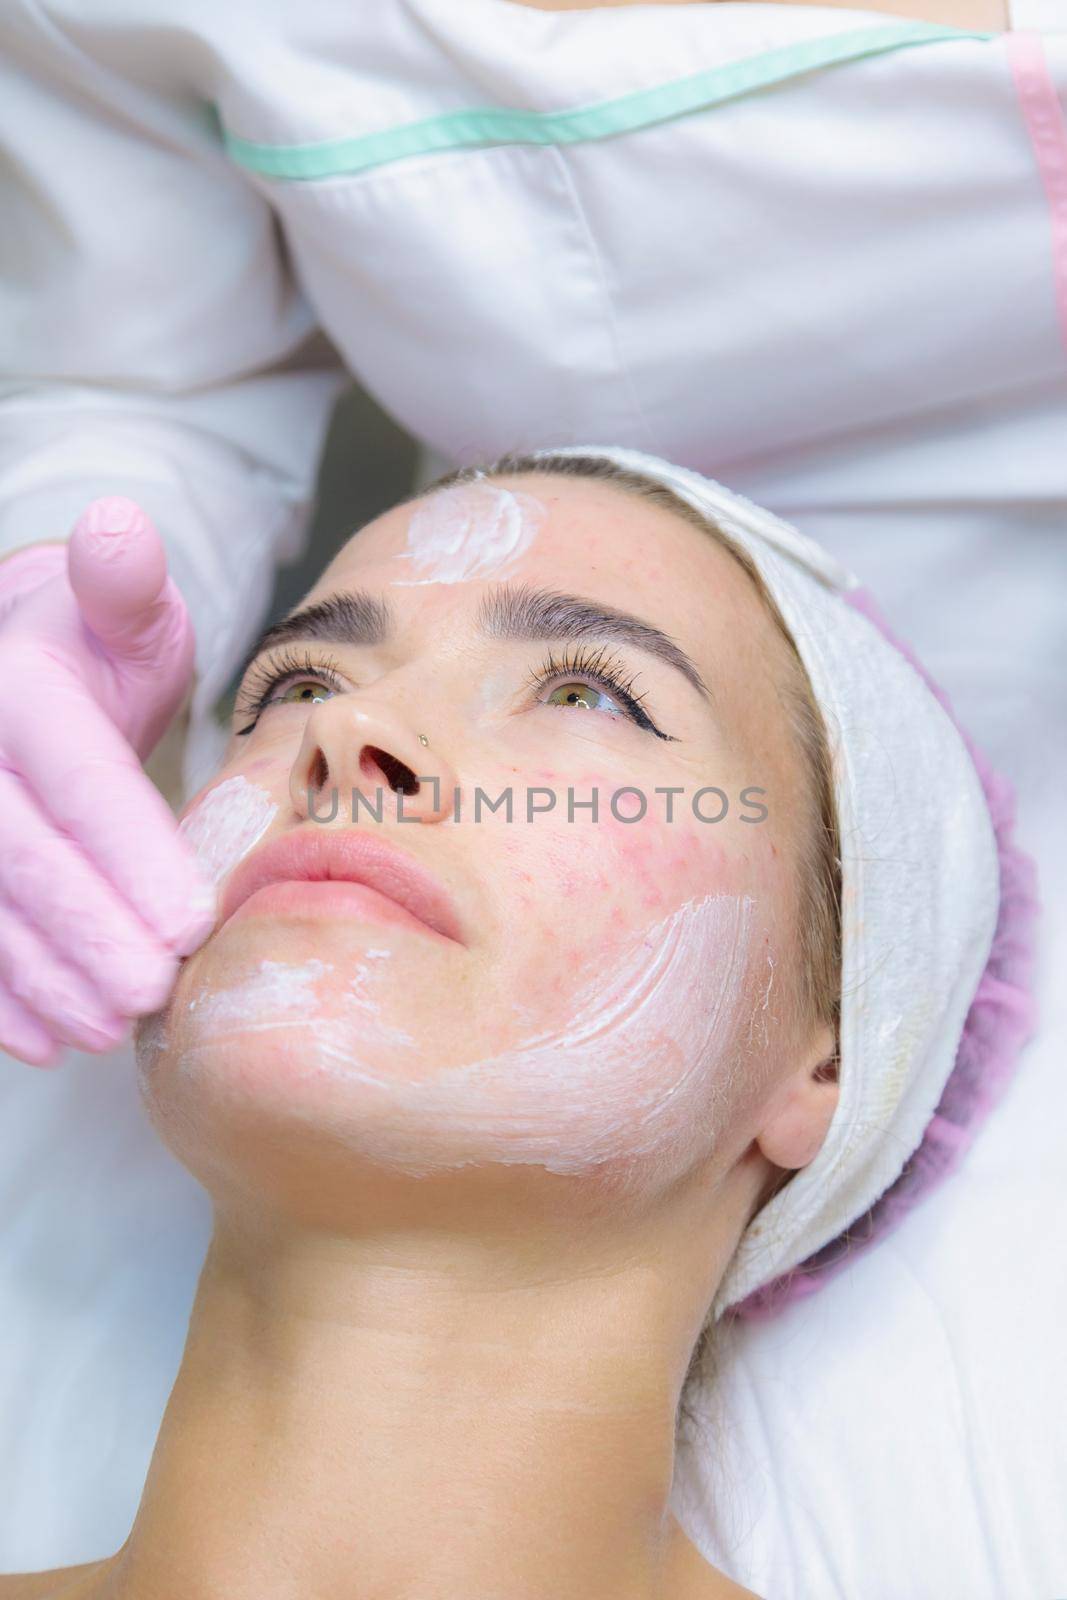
top-left (234, 648), bottom-right (347, 736)
top-left (545, 680), bottom-right (610, 712)
top-left (276, 679), bottom-right (334, 707)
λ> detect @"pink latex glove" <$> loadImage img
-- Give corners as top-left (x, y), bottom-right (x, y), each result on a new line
top-left (0, 496), bottom-right (218, 1068)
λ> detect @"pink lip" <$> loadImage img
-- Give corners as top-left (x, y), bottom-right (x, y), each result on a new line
top-left (219, 830), bottom-right (467, 946)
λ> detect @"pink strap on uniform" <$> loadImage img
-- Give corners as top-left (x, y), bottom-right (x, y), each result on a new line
top-left (1006, 30), bottom-right (1067, 358)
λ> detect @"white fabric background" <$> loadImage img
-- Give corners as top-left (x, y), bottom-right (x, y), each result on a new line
top-left (669, 503), bottom-right (1067, 1599)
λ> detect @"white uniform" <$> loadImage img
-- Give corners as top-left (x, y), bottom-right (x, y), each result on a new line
top-left (2, 0), bottom-right (1065, 794)
top-left (1, 4), bottom-right (1066, 1595)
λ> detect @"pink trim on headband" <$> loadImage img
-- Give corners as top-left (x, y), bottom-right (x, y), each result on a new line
top-left (726, 586), bottom-right (1041, 1324)
top-left (1006, 31), bottom-right (1067, 358)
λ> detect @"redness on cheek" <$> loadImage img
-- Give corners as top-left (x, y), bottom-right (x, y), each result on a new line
top-left (602, 810), bottom-right (731, 906)
top-left (511, 805), bottom-right (726, 999)
top-left (503, 757), bottom-right (739, 939)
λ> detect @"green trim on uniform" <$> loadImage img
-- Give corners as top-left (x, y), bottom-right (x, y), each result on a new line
top-left (221, 22), bottom-right (994, 181)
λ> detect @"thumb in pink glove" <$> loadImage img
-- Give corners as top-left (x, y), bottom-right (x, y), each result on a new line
top-left (0, 496), bottom-right (218, 1068)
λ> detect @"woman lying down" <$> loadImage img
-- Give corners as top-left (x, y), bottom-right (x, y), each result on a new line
top-left (8, 447), bottom-right (1034, 1600)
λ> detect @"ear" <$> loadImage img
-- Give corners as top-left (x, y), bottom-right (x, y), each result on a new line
top-left (754, 1023), bottom-right (839, 1172)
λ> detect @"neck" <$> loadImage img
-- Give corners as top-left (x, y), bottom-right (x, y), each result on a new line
top-left (93, 1205), bottom-right (745, 1600)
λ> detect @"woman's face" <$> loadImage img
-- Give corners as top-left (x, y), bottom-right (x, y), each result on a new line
top-left (136, 474), bottom-right (816, 1225)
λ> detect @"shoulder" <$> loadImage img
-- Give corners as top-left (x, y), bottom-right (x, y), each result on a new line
top-left (0, 1577), bottom-right (55, 1599)
top-left (0, 1561), bottom-right (109, 1599)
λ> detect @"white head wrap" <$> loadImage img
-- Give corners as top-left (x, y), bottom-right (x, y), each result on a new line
top-left (534, 446), bottom-right (1000, 1319)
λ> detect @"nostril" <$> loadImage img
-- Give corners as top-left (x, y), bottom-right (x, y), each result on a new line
top-left (362, 745), bottom-right (419, 796)
top-left (308, 748), bottom-right (329, 793)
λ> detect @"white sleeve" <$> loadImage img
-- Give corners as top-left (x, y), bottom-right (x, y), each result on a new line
top-left (0, 4), bottom-right (350, 793)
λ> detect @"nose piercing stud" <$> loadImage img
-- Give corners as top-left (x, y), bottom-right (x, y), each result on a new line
top-left (417, 733), bottom-right (429, 747)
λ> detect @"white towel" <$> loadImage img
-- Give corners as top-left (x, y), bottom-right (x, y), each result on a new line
top-left (538, 446), bottom-right (1001, 1317)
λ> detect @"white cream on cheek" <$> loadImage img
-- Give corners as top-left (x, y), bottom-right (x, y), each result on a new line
top-left (391, 482), bottom-right (547, 585)
top-left (178, 775), bottom-right (278, 886)
top-left (160, 892), bottom-right (757, 1188)
top-left (134, 776), bottom-right (280, 1072)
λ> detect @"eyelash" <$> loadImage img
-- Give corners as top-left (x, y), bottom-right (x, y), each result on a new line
top-left (234, 646), bottom-right (346, 736)
top-left (233, 643), bottom-right (673, 740)
top-left (525, 643), bottom-right (672, 739)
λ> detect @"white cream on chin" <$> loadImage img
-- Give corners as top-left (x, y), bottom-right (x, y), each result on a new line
top-left (155, 894), bottom-right (758, 1188)
top-left (134, 951), bottom-right (413, 1084)
top-left (178, 775), bottom-right (278, 886)
top-left (177, 950), bottom-right (414, 1052)
top-left (184, 957), bottom-right (335, 1034)
top-left (391, 482), bottom-right (547, 585)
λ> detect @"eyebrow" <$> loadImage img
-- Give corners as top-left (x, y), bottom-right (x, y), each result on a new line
top-left (240, 590), bottom-right (393, 679)
top-left (238, 581), bottom-right (711, 702)
top-left (479, 583), bottom-right (711, 700)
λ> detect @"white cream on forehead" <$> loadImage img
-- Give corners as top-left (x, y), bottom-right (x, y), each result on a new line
top-left (391, 481), bottom-right (547, 585)
top-left (178, 775), bottom-right (277, 886)
top-left (160, 893), bottom-right (756, 1187)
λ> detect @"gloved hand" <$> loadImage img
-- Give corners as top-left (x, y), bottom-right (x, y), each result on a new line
top-left (0, 496), bottom-right (218, 1068)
